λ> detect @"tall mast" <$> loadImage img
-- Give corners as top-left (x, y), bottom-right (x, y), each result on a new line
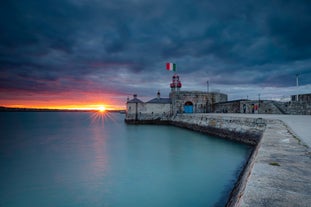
top-left (296, 74), bottom-right (299, 101)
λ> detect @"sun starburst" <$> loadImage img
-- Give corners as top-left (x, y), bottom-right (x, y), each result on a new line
top-left (98, 105), bottom-right (106, 112)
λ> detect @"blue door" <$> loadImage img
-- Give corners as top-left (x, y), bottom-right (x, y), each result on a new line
top-left (184, 102), bottom-right (193, 113)
top-left (184, 105), bottom-right (193, 113)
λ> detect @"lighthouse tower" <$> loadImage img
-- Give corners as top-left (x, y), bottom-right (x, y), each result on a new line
top-left (169, 74), bottom-right (182, 116)
top-left (170, 74), bottom-right (182, 92)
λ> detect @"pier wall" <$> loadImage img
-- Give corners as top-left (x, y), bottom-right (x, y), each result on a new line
top-left (125, 113), bottom-right (311, 206)
top-left (214, 100), bottom-right (311, 115)
top-left (169, 114), bottom-right (268, 207)
top-left (126, 113), bottom-right (266, 206)
top-left (170, 114), bottom-right (265, 145)
top-left (125, 113), bottom-right (266, 145)
top-left (169, 114), bottom-right (266, 206)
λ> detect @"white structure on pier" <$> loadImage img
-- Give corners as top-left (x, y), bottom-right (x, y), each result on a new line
top-left (125, 74), bottom-right (227, 122)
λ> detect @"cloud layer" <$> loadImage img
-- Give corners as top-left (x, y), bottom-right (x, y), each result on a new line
top-left (1, 0), bottom-right (310, 107)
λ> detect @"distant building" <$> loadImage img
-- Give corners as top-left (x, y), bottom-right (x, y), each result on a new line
top-left (214, 95), bottom-right (311, 115)
top-left (291, 93), bottom-right (311, 102)
top-left (125, 74), bottom-right (227, 122)
top-left (125, 77), bottom-right (311, 121)
top-left (170, 91), bottom-right (227, 114)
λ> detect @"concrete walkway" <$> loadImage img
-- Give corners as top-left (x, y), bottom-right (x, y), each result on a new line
top-left (205, 114), bottom-right (311, 206)
top-left (208, 114), bottom-right (311, 147)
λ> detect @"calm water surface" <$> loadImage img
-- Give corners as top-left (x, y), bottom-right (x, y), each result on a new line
top-left (0, 112), bottom-right (252, 207)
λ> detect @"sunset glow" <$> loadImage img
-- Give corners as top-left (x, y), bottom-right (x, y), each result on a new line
top-left (98, 105), bottom-right (106, 112)
top-left (0, 102), bottom-right (124, 110)
top-left (1, 1), bottom-right (310, 109)
top-left (0, 92), bottom-right (126, 110)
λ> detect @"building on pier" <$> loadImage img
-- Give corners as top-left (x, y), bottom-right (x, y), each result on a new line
top-left (125, 74), bottom-right (227, 122)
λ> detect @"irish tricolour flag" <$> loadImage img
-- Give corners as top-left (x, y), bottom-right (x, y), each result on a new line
top-left (166, 62), bottom-right (176, 71)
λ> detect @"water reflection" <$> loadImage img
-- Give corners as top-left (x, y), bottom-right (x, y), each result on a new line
top-left (0, 112), bottom-right (251, 207)
top-left (89, 120), bottom-right (108, 178)
top-left (90, 111), bottom-right (118, 124)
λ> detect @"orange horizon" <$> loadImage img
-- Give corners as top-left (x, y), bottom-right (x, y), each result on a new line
top-left (0, 91), bottom-right (127, 111)
top-left (0, 102), bottom-right (125, 111)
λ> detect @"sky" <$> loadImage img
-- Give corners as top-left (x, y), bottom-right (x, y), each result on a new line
top-left (1, 0), bottom-right (311, 109)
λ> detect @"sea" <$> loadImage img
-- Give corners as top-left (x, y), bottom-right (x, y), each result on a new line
top-left (0, 112), bottom-right (252, 207)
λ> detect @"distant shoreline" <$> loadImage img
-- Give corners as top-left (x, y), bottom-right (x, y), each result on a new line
top-left (0, 106), bottom-right (125, 113)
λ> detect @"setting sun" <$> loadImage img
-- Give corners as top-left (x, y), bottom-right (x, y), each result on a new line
top-left (98, 105), bottom-right (106, 112)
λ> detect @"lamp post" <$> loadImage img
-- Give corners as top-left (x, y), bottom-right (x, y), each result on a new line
top-left (296, 74), bottom-right (299, 101)
top-left (207, 80), bottom-right (209, 93)
top-left (258, 93), bottom-right (261, 114)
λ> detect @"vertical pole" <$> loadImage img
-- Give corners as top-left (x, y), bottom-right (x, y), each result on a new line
top-left (135, 102), bottom-right (138, 121)
top-left (258, 93), bottom-right (260, 114)
top-left (207, 80), bottom-right (209, 93)
top-left (206, 80), bottom-right (209, 113)
top-left (296, 74), bottom-right (299, 101)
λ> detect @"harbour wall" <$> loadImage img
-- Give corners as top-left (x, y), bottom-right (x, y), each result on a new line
top-left (126, 114), bottom-right (267, 206)
top-left (125, 113), bottom-right (265, 145)
top-left (125, 114), bottom-right (311, 206)
top-left (214, 100), bottom-right (311, 115)
top-left (170, 114), bottom-right (265, 145)
top-left (170, 114), bottom-right (266, 206)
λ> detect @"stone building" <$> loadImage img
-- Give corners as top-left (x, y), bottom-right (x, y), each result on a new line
top-left (167, 74), bottom-right (227, 115)
top-left (215, 100), bottom-right (286, 114)
top-left (214, 97), bottom-right (311, 115)
top-left (125, 75), bottom-right (311, 120)
top-left (126, 94), bottom-right (144, 121)
top-left (291, 93), bottom-right (311, 102)
top-left (126, 92), bottom-right (171, 121)
top-left (125, 74), bottom-right (228, 122)
top-left (213, 99), bottom-right (247, 113)
top-left (170, 91), bottom-right (227, 114)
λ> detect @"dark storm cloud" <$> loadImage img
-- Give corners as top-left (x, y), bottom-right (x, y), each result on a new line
top-left (0, 0), bottom-right (310, 100)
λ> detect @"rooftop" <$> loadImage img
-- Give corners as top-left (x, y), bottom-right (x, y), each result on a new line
top-left (127, 97), bottom-right (144, 103)
top-left (146, 98), bottom-right (171, 104)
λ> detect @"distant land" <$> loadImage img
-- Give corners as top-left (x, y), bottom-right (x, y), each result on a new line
top-left (0, 106), bottom-right (125, 113)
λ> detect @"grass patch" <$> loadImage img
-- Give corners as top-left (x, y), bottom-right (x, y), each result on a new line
top-left (269, 162), bottom-right (280, 166)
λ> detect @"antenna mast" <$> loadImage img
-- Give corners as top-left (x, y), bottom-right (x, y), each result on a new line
top-left (296, 74), bottom-right (299, 101)
top-left (207, 80), bottom-right (209, 93)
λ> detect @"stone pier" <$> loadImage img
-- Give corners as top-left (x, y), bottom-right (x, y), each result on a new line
top-left (125, 113), bottom-right (311, 206)
top-left (171, 114), bottom-right (311, 207)
top-left (170, 114), bottom-right (266, 145)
